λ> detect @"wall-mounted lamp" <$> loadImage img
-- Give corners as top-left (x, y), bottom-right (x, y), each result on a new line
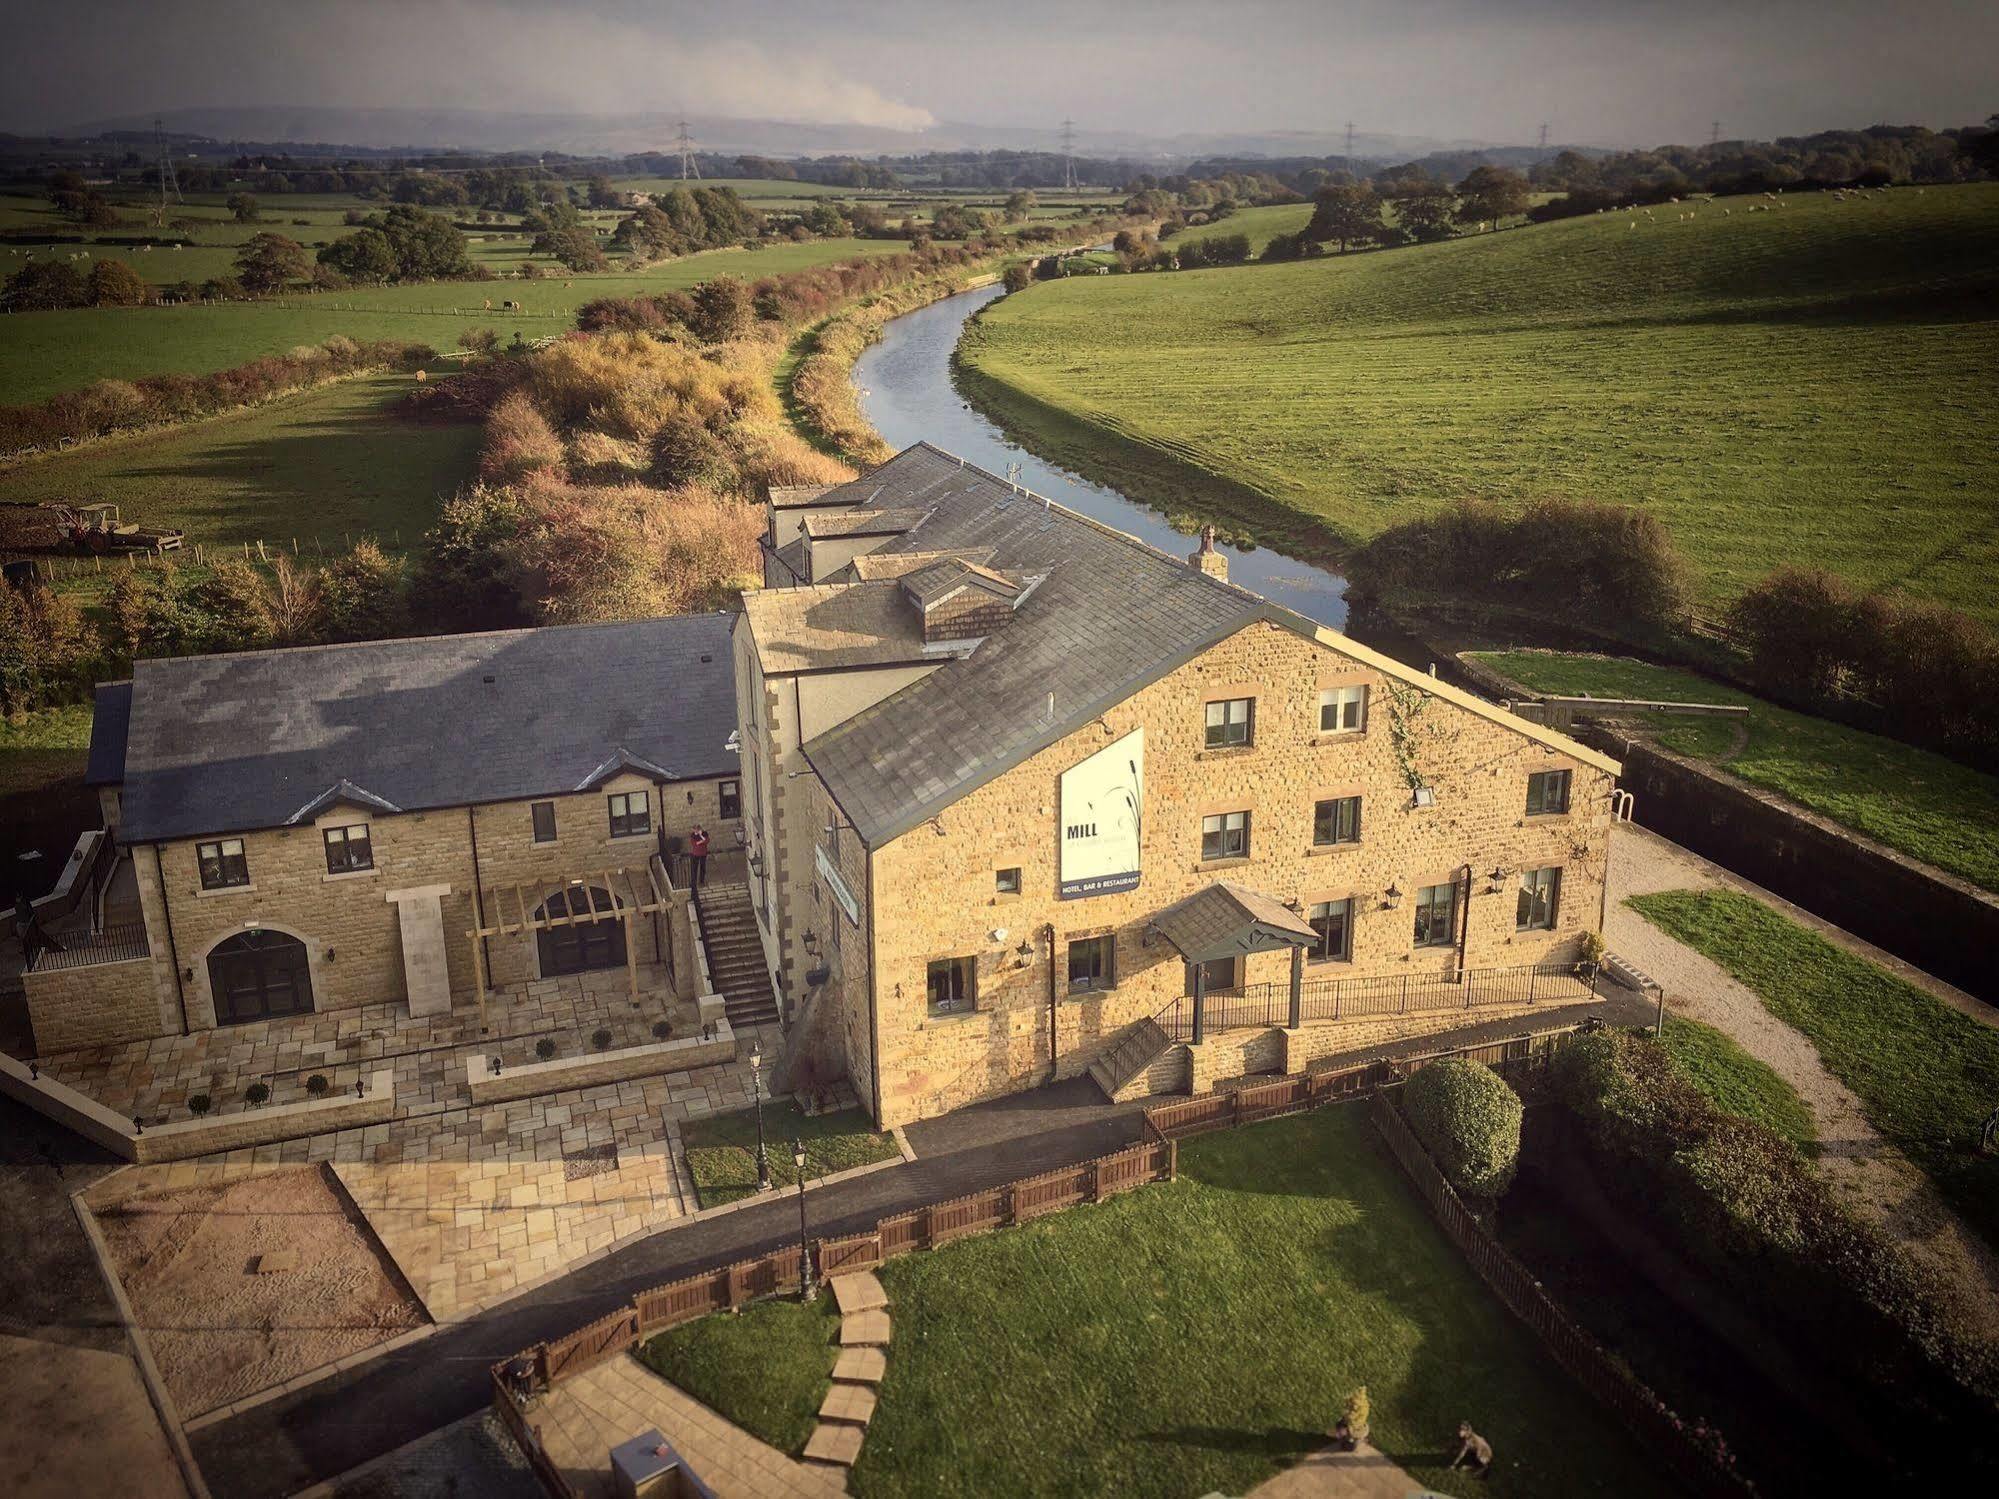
top-left (803, 931), bottom-right (821, 957)
top-left (1410, 786), bottom-right (1436, 810)
top-left (928, 817), bottom-right (948, 838)
top-left (326, 947), bottom-right (336, 963)
top-left (1383, 882), bottom-right (1404, 910)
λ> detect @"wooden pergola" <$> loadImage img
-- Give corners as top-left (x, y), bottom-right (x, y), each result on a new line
top-left (465, 859), bottom-right (677, 1022)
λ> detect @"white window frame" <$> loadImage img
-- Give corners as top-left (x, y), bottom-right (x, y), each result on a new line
top-left (607, 789), bottom-right (651, 839)
top-left (1319, 684), bottom-right (1368, 734)
top-left (1518, 866), bottom-right (1562, 931)
top-left (1204, 696), bottom-right (1254, 748)
top-left (1201, 810), bottom-right (1250, 862)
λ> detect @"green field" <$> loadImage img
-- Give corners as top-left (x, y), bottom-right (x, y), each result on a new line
top-left (958, 184), bottom-right (1999, 621)
top-left (1471, 650), bottom-right (1999, 892)
top-left (0, 235), bottom-right (913, 404)
top-left (1169, 202), bottom-right (1313, 255)
top-left (1660, 1015), bottom-right (1816, 1151)
top-left (1, 374), bottom-right (480, 554)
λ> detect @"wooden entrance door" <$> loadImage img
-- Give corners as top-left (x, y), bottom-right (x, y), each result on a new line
top-left (535, 887), bottom-right (625, 976)
top-left (208, 929), bottom-right (314, 1025)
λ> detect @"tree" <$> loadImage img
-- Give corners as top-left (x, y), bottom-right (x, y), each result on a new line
top-left (1305, 183), bottom-right (1385, 252)
top-left (1962, 114), bottom-right (1999, 177)
top-left (86, 258), bottom-right (150, 307)
top-left (1387, 179), bottom-right (1457, 242)
top-left (4, 259), bottom-right (88, 311)
top-left (317, 227), bottom-right (398, 283)
top-left (689, 276), bottom-right (754, 342)
top-left (585, 175), bottom-right (620, 209)
top-left (1404, 1058), bottom-right (1523, 1199)
top-left (234, 232), bottom-right (311, 294)
top-left (1453, 165), bottom-right (1530, 226)
top-left (533, 226), bottom-right (609, 272)
top-left (376, 205), bottom-right (473, 280)
top-left (0, 584), bottom-right (94, 717)
top-left (801, 201), bottom-right (849, 237)
top-left (1003, 189), bottom-right (1037, 222)
top-left (318, 541), bottom-right (409, 642)
top-left (1002, 262), bottom-right (1033, 293)
top-left (227, 192), bottom-right (261, 223)
top-left (411, 488), bottom-right (531, 632)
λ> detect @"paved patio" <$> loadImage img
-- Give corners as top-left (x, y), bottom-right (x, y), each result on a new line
top-left (35, 965), bottom-right (703, 1123)
top-left (531, 1352), bottom-right (844, 1499)
top-left (1243, 1440), bottom-right (1424, 1498)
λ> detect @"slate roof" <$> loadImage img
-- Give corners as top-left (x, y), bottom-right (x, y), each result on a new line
top-left (1151, 882), bottom-right (1319, 964)
top-left (85, 680), bottom-right (132, 786)
top-left (738, 583), bottom-right (938, 674)
top-left (116, 614), bottom-right (739, 844)
top-left (799, 507), bottom-right (932, 540)
top-left (799, 444), bottom-right (1268, 845)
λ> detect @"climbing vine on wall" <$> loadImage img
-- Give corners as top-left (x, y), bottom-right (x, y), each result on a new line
top-left (1382, 680), bottom-right (1438, 790)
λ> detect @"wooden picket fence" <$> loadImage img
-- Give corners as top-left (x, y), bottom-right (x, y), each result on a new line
top-left (1369, 1091), bottom-right (1756, 1497)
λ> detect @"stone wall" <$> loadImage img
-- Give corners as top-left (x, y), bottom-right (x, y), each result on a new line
top-left (23, 955), bottom-right (161, 1053)
top-left (464, 1023), bottom-right (736, 1106)
top-left (853, 619), bottom-right (1617, 1125)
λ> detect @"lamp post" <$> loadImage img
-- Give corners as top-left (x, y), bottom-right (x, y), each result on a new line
top-left (792, 1135), bottom-right (815, 1299)
top-left (750, 1042), bottom-right (772, 1192)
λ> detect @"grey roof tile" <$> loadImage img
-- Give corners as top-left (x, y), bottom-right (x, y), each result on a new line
top-left (118, 614), bottom-right (738, 844)
top-left (86, 680), bottom-right (132, 786)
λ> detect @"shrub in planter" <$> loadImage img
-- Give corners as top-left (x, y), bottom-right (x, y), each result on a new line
top-left (305, 1073), bottom-right (330, 1097)
top-left (534, 1037), bottom-right (557, 1060)
top-left (187, 1093), bottom-right (211, 1116)
top-left (592, 1026), bottom-right (614, 1051)
top-left (245, 1081), bottom-right (270, 1106)
top-left (651, 1020), bottom-right (674, 1041)
top-left (1403, 1057), bottom-right (1523, 1199)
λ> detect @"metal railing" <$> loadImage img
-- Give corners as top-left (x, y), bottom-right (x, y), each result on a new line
top-left (1156, 962), bottom-right (1598, 1042)
top-left (26, 921), bottom-right (151, 974)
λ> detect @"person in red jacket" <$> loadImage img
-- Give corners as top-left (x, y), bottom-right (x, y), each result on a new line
top-left (689, 825), bottom-right (709, 887)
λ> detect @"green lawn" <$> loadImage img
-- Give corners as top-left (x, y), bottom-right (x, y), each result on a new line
top-left (1630, 888), bottom-right (1999, 1251)
top-left (1169, 202), bottom-right (1314, 256)
top-left (1659, 1016), bottom-right (1816, 1151)
top-left (957, 183), bottom-right (1999, 623)
top-left (0, 701), bottom-right (93, 798)
top-left (639, 1291), bottom-right (841, 1455)
top-left (0, 236), bottom-right (907, 404)
top-left (681, 1103), bottom-right (900, 1207)
top-left (766, 1106), bottom-right (1660, 1497)
top-left (1, 374), bottom-right (483, 559)
top-left (1470, 650), bottom-right (1999, 893)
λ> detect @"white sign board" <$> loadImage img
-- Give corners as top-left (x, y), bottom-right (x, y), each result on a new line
top-left (816, 844), bottom-right (859, 927)
top-left (1058, 728), bottom-right (1144, 900)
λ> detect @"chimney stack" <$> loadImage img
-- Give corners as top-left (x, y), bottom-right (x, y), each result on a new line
top-left (1188, 524), bottom-right (1227, 582)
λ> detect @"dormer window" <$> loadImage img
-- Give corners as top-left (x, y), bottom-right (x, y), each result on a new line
top-left (608, 790), bottom-right (651, 839)
top-left (323, 824), bottom-right (373, 874)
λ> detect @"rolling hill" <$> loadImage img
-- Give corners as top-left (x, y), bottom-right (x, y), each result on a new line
top-left (957, 183), bottom-right (1999, 622)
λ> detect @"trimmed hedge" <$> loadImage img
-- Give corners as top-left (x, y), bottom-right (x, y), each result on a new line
top-left (1403, 1057), bottom-right (1523, 1199)
top-left (1551, 1028), bottom-right (1999, 1460)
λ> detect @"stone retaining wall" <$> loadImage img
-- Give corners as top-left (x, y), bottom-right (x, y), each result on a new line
top-left (464, 1021), bottom-right (737, 1106)
top-left (24, 954), bottom-right (161, 1053)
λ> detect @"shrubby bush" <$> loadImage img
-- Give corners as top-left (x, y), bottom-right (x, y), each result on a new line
top-left (0, 584), bottom-right (96, 716)
top-left (1349, 496), bottom-right (1689, 635)
top-left (1403, 1057), bottom-right (1523, 1198)
top-left (1553, 1028), bottom-right (1999, 1446)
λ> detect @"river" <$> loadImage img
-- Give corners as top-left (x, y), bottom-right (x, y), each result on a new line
top-left (851, 281), bottom-right (1351, 628)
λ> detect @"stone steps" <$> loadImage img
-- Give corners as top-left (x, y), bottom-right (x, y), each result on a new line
top-left (1086, 1016), bottom-right (1174, 1101)
top-left (803, 1271), bottom-right (893, 1479)
top-left (693, 884), bottom-right (781, 1028)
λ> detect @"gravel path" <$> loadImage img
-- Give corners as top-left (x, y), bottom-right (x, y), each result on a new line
top-left (1605, 825), bottom-right (1999, 1336)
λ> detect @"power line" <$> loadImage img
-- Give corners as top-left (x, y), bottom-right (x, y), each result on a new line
top-left (1537, 122), bottom-right (1549, 152)
top-left (1060, 118), bottom-right (1077, 191)
top-left (1710, 119), bottom-right (1722, 146)
top-left (152, 117), bottom-right (182, 228)
top-left (1344, 120), bottom-right (1355, 174)
top-left (675, 118), bottom-right (701, 181)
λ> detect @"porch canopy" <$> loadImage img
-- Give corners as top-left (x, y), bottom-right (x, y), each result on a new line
top-left (466, 857), bottom-right (677, 1017)
top-left (1148, 882), bottom-right (1319, 1043)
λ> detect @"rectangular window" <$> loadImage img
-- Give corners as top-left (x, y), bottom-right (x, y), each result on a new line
top-left (531, 801), bottom-right (557, 843)
top-left (1518, 867), bottom-right (1562, 931)
top-left (1319, 684), bottom-right (1368, 733)
top-left (607, 790), bottom-right (651, 838)
top-left (1204, 696), bottom-right (1254, 748)
top-left (196, 838), bottom-right (248, 890)
top-left (1309, 898), bottom-right (1354, 961)
top-left (926, 955), bottom-right (976, 1016)
top-left (1200, 810), bottom-right (1250, 862)
top-left (1312, 795), bottom-right (1362, 847)
top-left (1414, 881), bottom-right (1458, 948)
top-left (718, 779), bottom-right (741, 819)
top-left (322, 824), bottom-right (373, 874)
top-left (1067, 934), bottom-right (1115, 993)
top-left (1185, 956), bottom-right (1242, 996)
top-left (1526, 769), bottom-right (1572, 816)
top-left (995, 866), bottom-right (1022, 897)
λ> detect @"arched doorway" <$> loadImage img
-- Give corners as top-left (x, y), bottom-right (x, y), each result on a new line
top-left (535, 886), bottom-right (625, 977)
top-left (208, 929), bottom-right (314, 1025)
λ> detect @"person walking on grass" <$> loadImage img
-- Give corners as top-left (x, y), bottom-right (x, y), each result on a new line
top-left (1450, 1421), bottom-right (1494, 1478)
top-left (689, 825), bottom-right (709, 888)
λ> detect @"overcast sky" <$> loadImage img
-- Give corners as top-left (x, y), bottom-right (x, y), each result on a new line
top-left (3, 0), bottom-right (1994, 148)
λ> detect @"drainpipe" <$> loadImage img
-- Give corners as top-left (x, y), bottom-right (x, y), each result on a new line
top-left (465, 808), bottom-right (491, 992)
top-left (1046, 922), bottom-right (1058, 1072)
top-left (152, 843), bottom-right (189, 1035)
top-left (1455, 862), bottom-right (1473, 978)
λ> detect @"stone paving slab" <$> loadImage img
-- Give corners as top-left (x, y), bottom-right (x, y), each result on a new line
top-left (818, 1383), bottom-right (877, 1425)
top-left (801, 1422), bottom-right (865, 1467)
top-left (828, 1269), bottom-right (888, 1315)
top-left (830, 1347), bottom-right (886, 1384)
top-left (838, 1309), bottom-right (891, 1347)
top-left (1244, 1440), bottom-right (1421, 1498)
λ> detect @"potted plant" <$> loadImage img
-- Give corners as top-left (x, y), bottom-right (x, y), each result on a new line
top-left (187, 1093), bottom-right (211, 1117)
top-left (305, 1073), bottom-right (330, 1097)
top-left (1331, 1386), bottom-right (1369, 1451)
top-left (535, 1037), bottom-right (557, 1061)
top-left (245, 1081), bottom-right (270, 1107)
top-left (651, 1019), bottom-right (674, 1041)
top-left (592, 1026), bottom-right (614, 1052)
